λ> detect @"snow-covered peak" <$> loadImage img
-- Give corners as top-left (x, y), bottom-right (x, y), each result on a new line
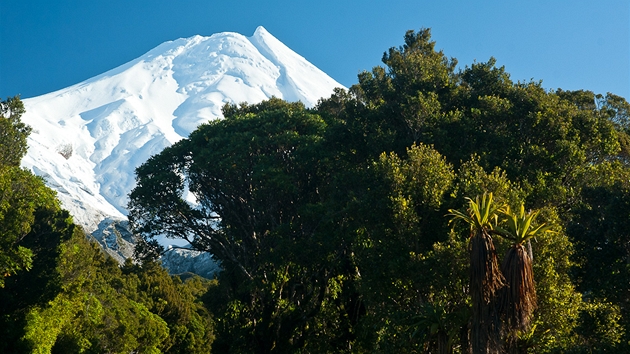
top-left (254, 25), bottom-right (271, 36)
top-left (21, 27), bottom-right (343, 233)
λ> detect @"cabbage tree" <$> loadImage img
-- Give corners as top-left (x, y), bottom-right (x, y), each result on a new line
top-left (448, 193), bottom-right (504, 354)
top-left (495, 205), bottom-right (553, 337)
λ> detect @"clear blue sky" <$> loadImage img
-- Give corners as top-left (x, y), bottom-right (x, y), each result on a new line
top-left (1, 0), bottom-right (628, 100)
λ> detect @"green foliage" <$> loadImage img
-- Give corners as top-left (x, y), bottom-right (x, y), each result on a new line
top-left (452, 158), bottom-right (525, 209)
top-left (53, 235), bottom-right (215, 353)
top-left (571, 301), bottom-right (624, 351)
top-left (50, 241), bottom-right (171, 354)
top-left (0, 198), bottom-right (77, 352)
top-left (5, 227), bottom-right (215, 354)
top-left (0, 96), bottom-right (30, 167)
top-left (0, 166), bottom-right (59, 285)
top-left (325, 28), bottom-right (459, 160)
top-left (0, 96), bottom-right (60, 286)
top-left (566, 162), bottom-right (630, 351)
top-left (23, 294), bottom-right (79, 354)
top-left (120, 260), bottom-right (215, 353)
top-left (348, 143), bottom-right (457, 352)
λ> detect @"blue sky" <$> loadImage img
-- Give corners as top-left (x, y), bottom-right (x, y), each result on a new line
top-left (1, 0), bottom-right (628, 100)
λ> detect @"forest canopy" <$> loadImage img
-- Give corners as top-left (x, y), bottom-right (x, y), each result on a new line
top-left (128, 28), bottom-right (630, 353)
top-left (3, 28), bottom-right (630, 353)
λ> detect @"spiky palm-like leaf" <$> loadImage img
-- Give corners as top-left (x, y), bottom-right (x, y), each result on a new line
top-left (496, 204), bottom-right (552, 246)
top-left (448, 193), bottom-right (500, 235)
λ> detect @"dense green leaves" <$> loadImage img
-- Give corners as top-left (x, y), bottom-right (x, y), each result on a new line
top-left (0, 96), bottom-right (30, 167)
top-left (0, 97), bottom-right (60, 285)
top-left (0, 167), bottom-right (59, 284)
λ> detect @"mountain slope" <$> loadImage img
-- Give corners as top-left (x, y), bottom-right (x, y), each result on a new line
top-left (20, 26), bottom-right (343, 234)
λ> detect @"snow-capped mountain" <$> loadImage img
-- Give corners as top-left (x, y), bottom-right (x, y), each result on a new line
top-left (20, 26), bottom-right (343, 238)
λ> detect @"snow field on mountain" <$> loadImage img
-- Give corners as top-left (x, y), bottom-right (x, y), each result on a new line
top-left (21, 26), bottom-right (343, 235)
